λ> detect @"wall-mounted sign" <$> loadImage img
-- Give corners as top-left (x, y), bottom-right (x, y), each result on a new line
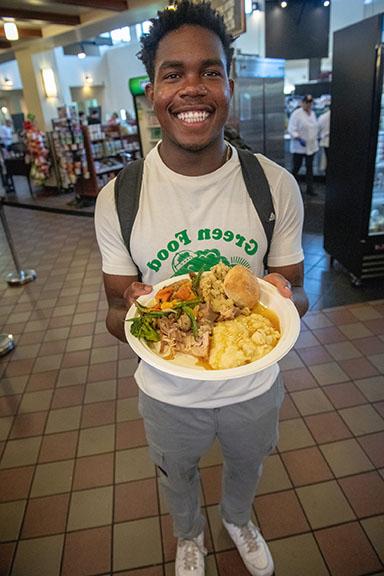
top-left (129, 76), bottom-right (149, 96)
top-left (211, 0), bottom-right (246, 38)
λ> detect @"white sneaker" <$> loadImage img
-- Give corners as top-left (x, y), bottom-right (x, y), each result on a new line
top-left (223, 519), bottom-right (274, 576)
top-left (175, 531), bottom-right (207, 576)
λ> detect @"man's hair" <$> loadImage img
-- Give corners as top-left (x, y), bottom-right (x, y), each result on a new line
top-left (137, 0), bottom-right (234, 82)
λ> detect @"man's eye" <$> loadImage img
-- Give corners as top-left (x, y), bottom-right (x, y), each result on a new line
top-left (164, 73), bottom-right (180, 80)
top-left (203, 70), bottom-right (221, 77)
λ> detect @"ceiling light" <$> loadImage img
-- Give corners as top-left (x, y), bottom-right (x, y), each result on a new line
top-left (3, 19), bottom-right (19, 41)
top-left (281, 1), bottom-right (288, 8)
top-left (364, 0), bottom-right (372, 4)
top-left (323, 0), bottom-right (330, 6)
top-left (3, 77), bottom-right (13, 88)
top-left (84, 74), bottom-right (93, 85)
top-left (78, 51), bottom-right (86, 59)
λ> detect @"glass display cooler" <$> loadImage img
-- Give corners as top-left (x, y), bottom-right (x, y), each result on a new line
top-left (129, 76), bottom-right (161, 158)
top-left (324, 14), bottom-right (384, 283)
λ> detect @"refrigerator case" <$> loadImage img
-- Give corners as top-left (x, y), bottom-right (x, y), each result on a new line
top-left (229, 55), bottom-right (285, 166)
top-left (324, 14), bottom-right (384, 281)
top-left (129, 76), bottom-right (161, 158)
top-left (369, 87), bottom-right (384, 235)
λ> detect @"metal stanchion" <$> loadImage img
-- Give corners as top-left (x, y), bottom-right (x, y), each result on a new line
top-left (0, 197), bottom-right (36, 286)
top-left (0, 333), bottom-right (15, 356)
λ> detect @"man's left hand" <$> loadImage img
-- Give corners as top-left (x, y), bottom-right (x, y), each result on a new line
top-left (264, 273), bottom-right (292, 299)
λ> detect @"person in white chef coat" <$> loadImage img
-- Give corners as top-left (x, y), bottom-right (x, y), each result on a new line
top-left (288, 94), bottom-right (319, 196)
top-left (318, 108), bottom-right (331, 176)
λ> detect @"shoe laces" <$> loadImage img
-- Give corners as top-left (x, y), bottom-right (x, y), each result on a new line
top-left (238, 522), bottom-right (261, 554)
top-left (179, 536), bottom-right (207, 571)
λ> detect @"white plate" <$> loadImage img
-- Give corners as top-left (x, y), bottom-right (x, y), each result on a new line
top-left (125, 274), bottom-right (301, 381)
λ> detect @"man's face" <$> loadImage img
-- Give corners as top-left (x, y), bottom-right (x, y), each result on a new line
top-left (302, 100), bottom-right (313, 112)
top-left (145, 25), bottom-right (234, 153)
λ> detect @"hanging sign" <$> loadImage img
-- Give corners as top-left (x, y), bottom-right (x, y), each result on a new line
top-left (211, 0), bottom-right (246, 37)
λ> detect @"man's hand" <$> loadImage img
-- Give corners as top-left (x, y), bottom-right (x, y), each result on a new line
top-left (297, 138), bottom-right (306, 147)
top-left (265, 263), bottom-right (308, 318)
top-left (264, 272), bottom-right (292, 299)
top-left (123, 281), bottom-right (153, 305)
top-left (103, 273), bottom-right (153, 342)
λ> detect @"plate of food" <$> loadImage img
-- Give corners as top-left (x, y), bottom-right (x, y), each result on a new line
top-left (125, 263), bottom-right (301, 381)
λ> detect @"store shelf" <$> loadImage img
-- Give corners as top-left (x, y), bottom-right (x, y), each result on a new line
top-left (96, 163), bottom-right (124, 175)
top-left (50, 115), bottom-right (88, 191)
top-left (80, 124), bottom-right (141, 197)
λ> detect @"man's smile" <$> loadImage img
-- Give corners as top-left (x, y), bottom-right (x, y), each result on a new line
top-left (174, 110), bottom-right (211, 124)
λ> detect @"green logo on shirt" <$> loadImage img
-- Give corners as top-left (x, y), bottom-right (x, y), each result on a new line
top-left (146, 228), bottom-right (258, 274)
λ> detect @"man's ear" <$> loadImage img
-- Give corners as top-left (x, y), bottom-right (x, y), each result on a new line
top-left (145, 82), bottom-right (154, 104)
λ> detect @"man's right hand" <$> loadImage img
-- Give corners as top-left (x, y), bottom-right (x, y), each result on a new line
top-left (123, 281), bottom-right (153, 305)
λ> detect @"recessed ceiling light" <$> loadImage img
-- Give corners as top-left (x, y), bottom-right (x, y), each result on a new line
top-left (3, 19), bottom-right (18, 41)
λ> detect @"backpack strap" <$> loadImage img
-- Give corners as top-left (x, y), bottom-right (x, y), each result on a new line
top-left (114, 158), bottom-right (144, 263)
top-left (237, 149), bottom-right (276, 269)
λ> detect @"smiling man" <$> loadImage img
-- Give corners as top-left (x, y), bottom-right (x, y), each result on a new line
top-left (95, 2), bottom-right (308, 575)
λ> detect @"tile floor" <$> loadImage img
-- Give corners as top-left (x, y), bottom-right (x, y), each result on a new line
top-left (0, 205), bottom-right (384, 576)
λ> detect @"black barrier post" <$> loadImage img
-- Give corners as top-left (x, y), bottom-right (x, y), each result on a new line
top-left (0, 333), bottom-right (15, 356)
top-left (0, 197), bottom-right (36, 285)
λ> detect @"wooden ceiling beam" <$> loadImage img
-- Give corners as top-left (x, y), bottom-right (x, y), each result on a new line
top-left (0, 8), bottom-right (81, 26)
top-left (49, 0), bottom-right (128, 11)
top-left (0, 39), bottom-right (11, 49)
top-left (0, 28), bottom-right (43, 39)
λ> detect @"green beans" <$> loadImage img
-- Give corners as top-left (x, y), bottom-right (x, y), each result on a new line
top-left (126, 294), bottom-right (201, 342)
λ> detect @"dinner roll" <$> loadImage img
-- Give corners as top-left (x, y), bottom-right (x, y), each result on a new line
top-left (223, 265), bottom-right (260, 309)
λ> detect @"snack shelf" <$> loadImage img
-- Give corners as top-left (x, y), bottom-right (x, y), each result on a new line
top-left (95, 163), bottom-right (124, 175)
top-left (50, 113), bottom-right (88, 191)
top-left (78, 124), bottom-right (141, 197)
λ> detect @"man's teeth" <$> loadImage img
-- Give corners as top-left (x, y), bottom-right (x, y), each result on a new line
top-left (176, 111), bottom-right (210, 123)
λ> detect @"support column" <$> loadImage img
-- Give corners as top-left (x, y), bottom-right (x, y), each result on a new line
top-left (15, 48), bottom-right (69, 131)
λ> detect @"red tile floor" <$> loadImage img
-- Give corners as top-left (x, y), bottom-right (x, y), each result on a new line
top-left (0, 206), bottom-right (383, 576)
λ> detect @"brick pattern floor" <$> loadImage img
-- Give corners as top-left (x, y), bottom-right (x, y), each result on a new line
top-left (0, 206), bottom-right (383, 575)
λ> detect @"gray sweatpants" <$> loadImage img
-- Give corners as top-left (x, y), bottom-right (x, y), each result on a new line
top-left (138, 373), bottom-right (285, 540)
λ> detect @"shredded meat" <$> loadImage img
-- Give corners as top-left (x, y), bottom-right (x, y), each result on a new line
top-left (177, 313), bottom-right (192, 332)
top-left (156, 315), bottom-right (211, 359)
top-left (198, 303), bottom-right (219, 324)
top-left (182, 332), bottom-right (210, 358)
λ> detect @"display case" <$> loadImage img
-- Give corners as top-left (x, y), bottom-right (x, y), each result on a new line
top-left (129, 76), bottom-right (162, 157)
top-left (49, 109), bottom-right (89, 192)
top-left (369, 87), bottom-right (384, 235)
top-left (79, 123), bottom-right (140, 198)
top-left (324, 14), bottom-right (384, 282)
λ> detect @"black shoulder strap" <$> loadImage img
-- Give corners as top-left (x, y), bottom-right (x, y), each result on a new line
top-left (237, 149), bottom-right (275, 268)
top-left (114, 158), bottom-right (144, 260)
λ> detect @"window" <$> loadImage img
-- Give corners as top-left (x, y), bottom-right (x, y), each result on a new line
top-left (135, 23), bottom-right (143, 39)
top-left (111, 26), bottom-right (131, 44)
top-left (142, 20), bottom-right (152, 34)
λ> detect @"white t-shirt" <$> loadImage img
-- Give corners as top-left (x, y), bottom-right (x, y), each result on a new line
top-left (95, 143), bottom-right (304, 408)
top-left (288, 108), bottom-right (319, 155)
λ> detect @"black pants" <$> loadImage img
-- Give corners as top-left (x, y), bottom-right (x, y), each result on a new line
top-left (292, 153), bottom-right (315, 194)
